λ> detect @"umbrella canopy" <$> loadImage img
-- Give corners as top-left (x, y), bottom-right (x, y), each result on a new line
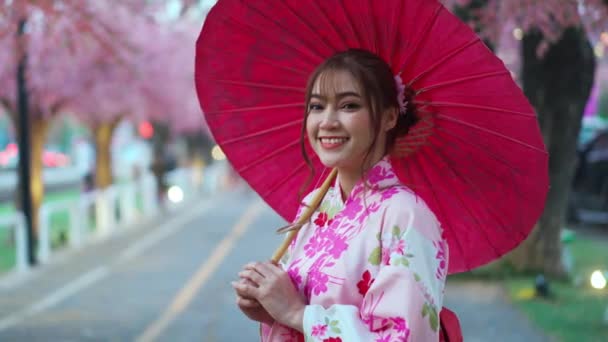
top-left (195, 0), bottom-right (549, 274)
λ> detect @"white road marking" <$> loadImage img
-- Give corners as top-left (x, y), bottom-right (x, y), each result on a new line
top-left (117, 202), bottom-right (212, 262)
top-left (0, 267), bottom-right (108, 331)
top-left (135, 200), bottom-right (264, 342)
top-left (0, 200), bottom-right (212, 332)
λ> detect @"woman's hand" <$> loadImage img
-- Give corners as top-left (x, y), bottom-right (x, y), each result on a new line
top-left (232, 262), bottom-right (306, 332)
top-left (234, 278), bottom-right (275, 325)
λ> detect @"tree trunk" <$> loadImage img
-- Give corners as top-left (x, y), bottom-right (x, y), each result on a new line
top-left (93, 120), bottom-right (120, 189)
top-left (451, 0), bottom-right (495, 51)
top-left (150, 122), bottom-right (171, 202)
top-left (508, 27), bottom-right (596, 278)
top-left (30, 117), bottom-right (48, 238)
top-left (13, 116), bottom-right (49, 239)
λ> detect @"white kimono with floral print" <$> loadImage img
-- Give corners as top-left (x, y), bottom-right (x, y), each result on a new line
top-left (261, 157), bottom-right (448, 342)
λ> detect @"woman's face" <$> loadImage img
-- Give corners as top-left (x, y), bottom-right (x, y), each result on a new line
top-left (306, 70), bottom-right (395, 173)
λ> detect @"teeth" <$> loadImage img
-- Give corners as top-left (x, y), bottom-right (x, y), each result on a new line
top-left (320, 138), bottom-right (348, 144)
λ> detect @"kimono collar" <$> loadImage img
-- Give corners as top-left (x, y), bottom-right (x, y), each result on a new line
top-left (335, 156), bottom-right (401, 205)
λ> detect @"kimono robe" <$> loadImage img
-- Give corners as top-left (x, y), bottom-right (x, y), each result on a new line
top-left (261, 157), bottom-right (449, 342)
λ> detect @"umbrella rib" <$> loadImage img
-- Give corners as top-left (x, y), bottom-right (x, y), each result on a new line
top-left (309, 1), bottom-right (349, 47)
top-left (206, 102), bottom-right (303, 115)
top-left (222, 120), bottom-right (302, 145)
top-left (433, 129), bottom-right (519, 176)
top-left (251, 57), bottom-right (310, 76)
top-left (368, 0), bottom-right (379, 53)
top-left (416, 71), bottom-right (510, 94)
top-left (436, 115), bottom-right (547, 153)
top-left (434, 127), bottom-right (531, 177)
top-left (413, 151), bottom-right (471, 271)
top-left (437, 131), bottom-right (533, 242)
top-left (407, 37), bottom-right (480, 87)
top-left (216, 80), bottom-right (305, 93)
top-left (389, 0), bottom-right (405, 66)
top-left (398, 4), bottom-right (443, 73)
top-left (416, 101), bottom-right (536, 118)
top-left (236, 140), bottom-right (300, 174)
top-left (423, 144), bottom-right (504, 260)
top-left (199, 42), bottom-right (309, 76)
top-left (261, 161), bottom-right (308, 199)
top-left (337, 0), bottom-right (364, 46)
top-left (280, 1), bottom-right (337, 54)
top-left (240, 1), bottom-right (329, 63)
top-left (428, 140), bottom-right (520, 238)
top-left (224, 10), bottom-right (322, 66)
top-left (434, 138), bottom-right (530, 242)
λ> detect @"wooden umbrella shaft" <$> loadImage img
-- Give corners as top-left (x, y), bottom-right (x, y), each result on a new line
top-left (271, 168), bottom-right (338, 263)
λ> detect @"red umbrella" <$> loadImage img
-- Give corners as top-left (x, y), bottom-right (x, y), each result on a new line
top-left (195, 0), bottom-right (549, 274)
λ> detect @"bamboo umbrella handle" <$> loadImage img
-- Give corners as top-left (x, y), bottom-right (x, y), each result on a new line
top-left (271, 168), bottom-right (338, 263)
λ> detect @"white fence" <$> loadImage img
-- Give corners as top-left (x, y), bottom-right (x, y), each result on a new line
top-left (1, 164), bottom-right (222, 274)
top-left (0, 213), bottom-right (29, 273)
top-left (37, 172), bottom-right (160, 264)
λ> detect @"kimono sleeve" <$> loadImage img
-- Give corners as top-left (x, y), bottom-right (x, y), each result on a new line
top-left (302, 201), bottom-right (449, 342)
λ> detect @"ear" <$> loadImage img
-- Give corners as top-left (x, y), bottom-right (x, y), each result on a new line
top-left (383, 108), bottom-right (398, 132)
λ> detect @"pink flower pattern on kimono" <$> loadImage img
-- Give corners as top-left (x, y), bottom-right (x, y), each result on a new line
top-left (367, 163), bottom-right (397, 186)
top-left (287, 266), bottom-right (303, 288)
top-left (380, 187), bottom-right (400, 201)
top-left (357, 202), bottom-right (381, 224)
top-left (261, 157), bottom-right (446, 342)
top-left (390, 317), bottom-right (411, 341)
top-left (306, 268), bottom-right (330, 296)
top-left (311, 324), bottom-right (328, 338)
top-left (434, 240), bottom-right (448, 281)
top-left (326, 234), bottom-right (348, 259)
top-left (303, 226), bottom-right (349, 260)
top-left (341, 198), bottom-right (363, 221)
top-left (381, 246), bottom-right (392, 266)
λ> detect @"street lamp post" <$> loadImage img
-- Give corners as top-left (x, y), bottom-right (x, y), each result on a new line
top-left (16, 18), bottom-right (37, 265)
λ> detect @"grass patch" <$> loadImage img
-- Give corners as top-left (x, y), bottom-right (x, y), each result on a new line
top-left (507, 276), bottom-right (607, 342)
top-left (455, 237), bottom-right (608, 342)
top-left (0, 230), bottom-right (16, 273)
top-left (0, 188), bottom-right (81, 274)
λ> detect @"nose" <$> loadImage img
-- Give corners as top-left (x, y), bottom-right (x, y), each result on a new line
top-left (319, 107), bottom-right (339, 130)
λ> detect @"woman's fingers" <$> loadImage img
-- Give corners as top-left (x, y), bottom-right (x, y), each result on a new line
top-left (236, 295), bottom-right (261, 308)
top-left (232, 280), bottom-right (259, 299)
top-left (252, 261), bottom-right (285, 280)
top-left (239, 269), bottom-right (265, 285)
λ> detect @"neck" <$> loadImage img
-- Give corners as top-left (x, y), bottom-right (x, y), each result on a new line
top-left (337, 153), bottom-right (386, 200)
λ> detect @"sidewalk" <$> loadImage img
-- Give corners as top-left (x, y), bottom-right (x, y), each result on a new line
top-left (445, 281), bottom-right (554, 342)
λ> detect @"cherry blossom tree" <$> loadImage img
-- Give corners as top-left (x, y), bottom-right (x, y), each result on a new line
top-left (64, 4), bottom-right (207, 190)
top-left (443, 0), bottom-right (608, 276)
top-left (0, 1), bottom-right (128, 240)
top-left (0, 1), bottom-right (206, 240)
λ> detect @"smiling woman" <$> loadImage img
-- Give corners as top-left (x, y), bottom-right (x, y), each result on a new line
top-left (233, 49), bottom-right (453, 342)
top-left (302, 50), bottom-right (417, 199)
top-left (196, 1), bottom-right (549, 341)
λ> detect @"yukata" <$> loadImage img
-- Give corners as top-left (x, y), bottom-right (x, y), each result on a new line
top-left (261, 157), bottom-right (449, 342)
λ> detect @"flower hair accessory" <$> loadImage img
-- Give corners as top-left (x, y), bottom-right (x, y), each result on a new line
top-left (394, 73), bottom-right (408, 116)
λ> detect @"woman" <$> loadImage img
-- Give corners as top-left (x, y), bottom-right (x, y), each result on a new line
top-left (232, 49), bottom-right (448, 341)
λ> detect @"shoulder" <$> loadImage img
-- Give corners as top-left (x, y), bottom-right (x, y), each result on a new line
top-left (379, 186), bottom-right (443, 241)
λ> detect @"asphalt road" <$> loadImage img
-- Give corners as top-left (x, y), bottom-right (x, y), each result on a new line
top-left (0, 187), bottom-right (550, 341)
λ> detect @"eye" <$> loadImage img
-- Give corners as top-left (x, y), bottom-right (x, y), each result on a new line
top-left (341, 102), bottom-right (361, 111)
top-left (308, 103), bottom-right (324, 112)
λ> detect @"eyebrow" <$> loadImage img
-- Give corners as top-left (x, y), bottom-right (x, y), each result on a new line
top-left (310, 91), bottom-right (361, 101)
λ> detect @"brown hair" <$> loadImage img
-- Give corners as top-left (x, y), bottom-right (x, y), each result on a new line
top-left (299, 49), bottom-right (419, 196)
